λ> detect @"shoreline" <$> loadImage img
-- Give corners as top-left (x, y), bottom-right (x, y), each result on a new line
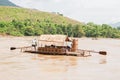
top-left (1, 35), bottom-right (120, 40)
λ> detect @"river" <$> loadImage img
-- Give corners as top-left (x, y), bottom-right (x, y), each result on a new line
top-left (0, 36), bottom-right (120, 80)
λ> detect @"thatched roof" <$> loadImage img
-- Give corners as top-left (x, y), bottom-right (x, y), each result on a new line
top-left (39, 34), bottom-right (71, 46)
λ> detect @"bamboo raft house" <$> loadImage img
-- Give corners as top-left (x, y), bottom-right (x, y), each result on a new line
top-left (10, 34), bottom-right (107, 56)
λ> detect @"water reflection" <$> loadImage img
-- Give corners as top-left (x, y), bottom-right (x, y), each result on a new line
top-left (99, 55), bottom-right (107, 64)
top-left (32, 54), bottom-right (78, 72)
top-left (33, 54), bottom-right (107, 65)
top-left (37, 54), bottom-right (78, 65)
top-left (30, 53), bottom-right (108, 74)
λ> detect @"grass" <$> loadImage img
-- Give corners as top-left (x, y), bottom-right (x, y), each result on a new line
top-left (0, 6), bottom-right (81, 25)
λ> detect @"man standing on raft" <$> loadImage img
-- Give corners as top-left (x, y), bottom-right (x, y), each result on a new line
top-left (32, 39), bottom-right (37, 51)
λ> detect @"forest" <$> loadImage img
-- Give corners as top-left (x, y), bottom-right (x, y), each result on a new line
top-left (0, 19), bottom-right (120, 38)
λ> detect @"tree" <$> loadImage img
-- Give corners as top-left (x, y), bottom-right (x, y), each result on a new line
top-left (73, 24), bottom-right (85, 37)
top-left (12, 19), bottom-right (24, 29)
top-left (67, 24), bottom-right (73, 37)
top-left (24, 26), bottom-right (34, 36)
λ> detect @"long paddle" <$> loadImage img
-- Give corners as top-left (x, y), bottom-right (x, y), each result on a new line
top-left (10, 46), bottom-right (32, 50)
top-left (78, 49), bottom-right (107, 55)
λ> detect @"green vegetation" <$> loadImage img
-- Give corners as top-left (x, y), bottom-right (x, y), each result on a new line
top-left (0, 6), bottom-right (120, 38)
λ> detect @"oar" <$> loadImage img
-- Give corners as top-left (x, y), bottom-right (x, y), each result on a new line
top-left (90, 50), bottom-right (107, 55)
top-left (78, 49), bottom-right (107, 55)
top-left (10, 46), bottom-right (32, 50)
top-left (10, 47), bottom-right (17, 50)
top-left (10, 47), bottom-right (23, 50)
top-left (99, 51), bottom-right (107, 55)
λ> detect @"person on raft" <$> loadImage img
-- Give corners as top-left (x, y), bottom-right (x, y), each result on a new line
top-left (32, 39), bottom-right (37, 51)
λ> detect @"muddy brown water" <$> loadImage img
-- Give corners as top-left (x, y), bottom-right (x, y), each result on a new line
top-left (0, 37), bottom-right (120, 80)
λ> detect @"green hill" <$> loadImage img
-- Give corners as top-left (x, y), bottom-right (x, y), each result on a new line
top-left (0, 6), bottom-right (120, 38)
top-left (0, 6), bottom-right (83, 36)
top-left (0, 6), bottom-right (81, 25)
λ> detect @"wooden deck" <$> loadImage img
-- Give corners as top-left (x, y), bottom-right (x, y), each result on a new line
top-left (24, 50), bottom-right (91, 57)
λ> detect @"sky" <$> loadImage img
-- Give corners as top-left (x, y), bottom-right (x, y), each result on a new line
top-left (9, 0), bottom-right (120, 24)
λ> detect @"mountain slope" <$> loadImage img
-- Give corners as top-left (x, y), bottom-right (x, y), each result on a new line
top-left (1, 6), bottom-right (119, 38)
top-left (0, 6), bottom-right (81, 25)
top-left (0, 6), bottom-right (83, 36)
top-left (0, 0), bottom-right (18, 6)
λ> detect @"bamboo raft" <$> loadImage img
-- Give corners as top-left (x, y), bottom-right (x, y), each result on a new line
top-left (10, 35), bottom-right (107, 57)
top-left (10, 45), bottom-right (107, 57)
